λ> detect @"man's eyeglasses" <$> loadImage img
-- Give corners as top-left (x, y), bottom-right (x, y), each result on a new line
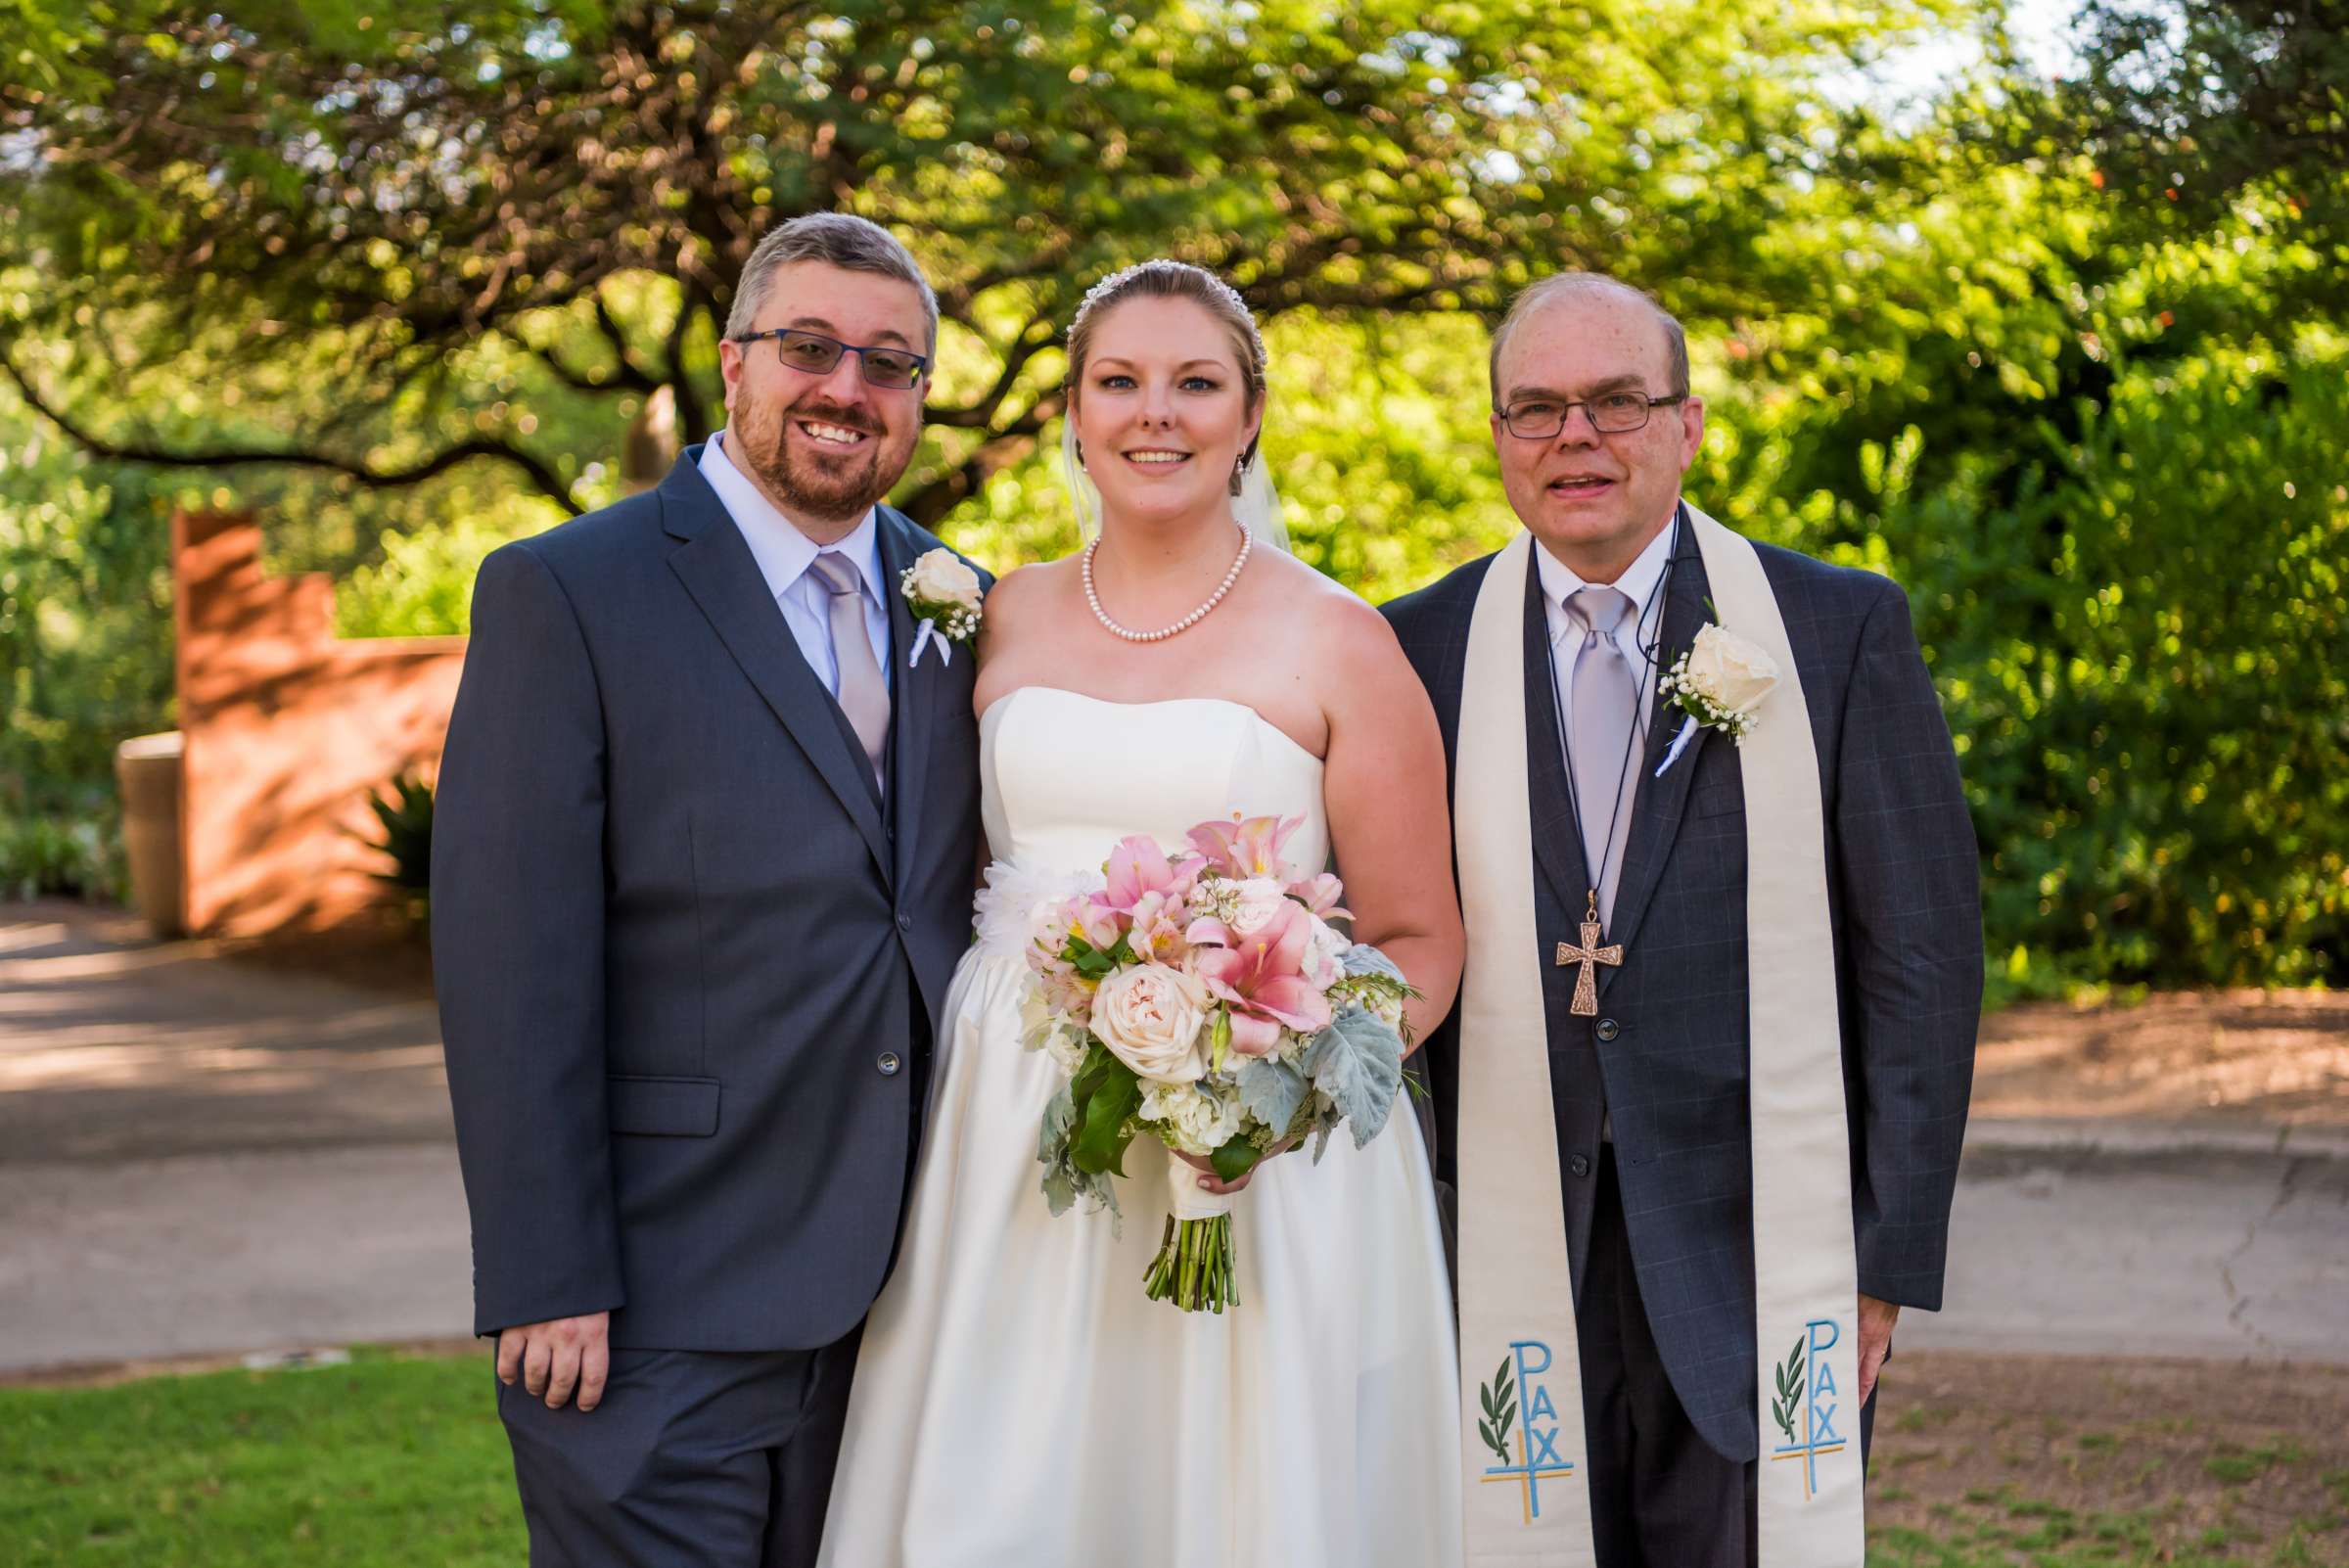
top-left (1499, 392), bottom-right (1686, 440)
top-left (730, 328), bottom-right (929, 390)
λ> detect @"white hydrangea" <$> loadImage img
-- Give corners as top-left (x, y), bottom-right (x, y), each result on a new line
top-left (1043, 1025), bottom-right (1090, 1076)
top-left (1140, 1080), bottom-right (1245, 1155)
top-left (1019, 985), bottom-right (1056, 1052)
top-left (1303, 916), bottom-right (1348, 991)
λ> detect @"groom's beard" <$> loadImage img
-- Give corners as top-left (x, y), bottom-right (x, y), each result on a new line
top-left (731, 391), bottom-right (914, 527)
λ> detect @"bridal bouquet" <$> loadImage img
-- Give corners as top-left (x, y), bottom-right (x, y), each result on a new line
top-left (1019, 813), bottom-right (1416, 1313)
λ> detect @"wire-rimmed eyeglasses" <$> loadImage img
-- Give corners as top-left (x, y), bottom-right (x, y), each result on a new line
top-left (1498, 392), bottom-right (1686, 440)
top-left (729, 328), bottom-right (929, 390)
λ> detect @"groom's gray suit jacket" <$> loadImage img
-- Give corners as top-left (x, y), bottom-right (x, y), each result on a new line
top-left (1383, 513), bottom-right (1981, 1463)
top-left (433, 447), bottom-right (988, 1352)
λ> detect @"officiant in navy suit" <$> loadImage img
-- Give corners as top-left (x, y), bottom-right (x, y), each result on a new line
top-left (1385, 274), bottom-right (1981, 1566)
top-left (433, 212), bottom-right (989, 1567)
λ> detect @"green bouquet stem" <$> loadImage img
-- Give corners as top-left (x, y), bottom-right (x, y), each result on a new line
top-left (1142, 1213), bottom-right (1238, 1314)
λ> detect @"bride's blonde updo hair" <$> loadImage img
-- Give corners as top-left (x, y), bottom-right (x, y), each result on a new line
top-left (1064, 259), bottom-right (1268, 493)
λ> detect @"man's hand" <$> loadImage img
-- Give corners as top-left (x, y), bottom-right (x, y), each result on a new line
top-left (1858, 1293), bottom-right (1900, 1406)
top-left (496, 1312), bottom-right (612, 1412)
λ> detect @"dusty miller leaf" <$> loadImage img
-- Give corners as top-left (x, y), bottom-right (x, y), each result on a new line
top-left (1303, 1005), bottom-right (1405, 1147)
top-left (1236, 1054), bottom-right (1310, 1131)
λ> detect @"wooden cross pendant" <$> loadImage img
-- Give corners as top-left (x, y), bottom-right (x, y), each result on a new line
top-left (1554, 891), bottom-right (1624, 1017)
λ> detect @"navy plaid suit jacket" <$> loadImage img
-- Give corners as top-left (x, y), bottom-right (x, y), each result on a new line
top-left (1383, 513), bottom-right (1982, 1463)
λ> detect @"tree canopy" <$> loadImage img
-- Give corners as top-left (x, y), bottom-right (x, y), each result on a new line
top-left (2, 0), bottom-right (2343, 992)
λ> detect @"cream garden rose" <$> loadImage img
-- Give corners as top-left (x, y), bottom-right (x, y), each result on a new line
top-left (1090, 962), bottom-right (1211, 1083)
top-left (906, 548), bottom-right (984, 610)
top-left (1682, 623), bottom-right (1780, 714)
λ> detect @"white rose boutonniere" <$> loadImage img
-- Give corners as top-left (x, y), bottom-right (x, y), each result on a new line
top-left (899, 548), bottom-right (984, 669)
top-left (1655, 622), bottom-right (1780, 776)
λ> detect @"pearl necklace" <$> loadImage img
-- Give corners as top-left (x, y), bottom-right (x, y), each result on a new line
top-left (1082, 525), bottom-right (1254, 643)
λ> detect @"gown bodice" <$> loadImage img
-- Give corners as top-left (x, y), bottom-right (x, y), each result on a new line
top-left (980, 687), bottom-right (1329, 875)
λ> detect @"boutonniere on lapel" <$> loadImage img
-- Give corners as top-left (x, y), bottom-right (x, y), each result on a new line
top-left (1655, 622), bottom-right (1780, 776)
top-left (899, 548), bottom-right (985, 669)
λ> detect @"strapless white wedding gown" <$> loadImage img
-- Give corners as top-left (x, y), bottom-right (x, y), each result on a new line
top-left (818, 686), bottom-right (1463, 1568)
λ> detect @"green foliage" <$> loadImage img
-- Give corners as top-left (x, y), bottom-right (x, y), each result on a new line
top-left (2052, 0), bottom-right (2349, 277)
top-left (1069, 1040), bottom-right (1143, 1178)
top-left (0, 406), bottom-right (172, 899)
top-left (363, 772), bottom-right (436, 921)
top-left (0, 0), bottom-right (2341, 995)
top-left (0, 1348), bottom-right (524, 1565)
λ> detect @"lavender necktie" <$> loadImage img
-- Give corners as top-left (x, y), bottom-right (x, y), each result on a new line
top-left (1565, 585), bottom-right (1640, 929)
top-left (807, 550), bottom-right (890, 789)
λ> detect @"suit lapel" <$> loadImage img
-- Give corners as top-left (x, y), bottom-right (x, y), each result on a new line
top-left (659, 451), bottom-right (892, 879)
top-left (875, 508), bottom-right (934, 891)
top-left (1602, 509), bottom-right (1711, 980)
top-left (1521, 549), bottom-right (1591, 915)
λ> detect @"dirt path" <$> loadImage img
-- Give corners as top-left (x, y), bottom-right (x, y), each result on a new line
top-left (1975, 990), bottom-right (2349, 1130)
top-left (1872, 1351), bottom-right (2349, 1565)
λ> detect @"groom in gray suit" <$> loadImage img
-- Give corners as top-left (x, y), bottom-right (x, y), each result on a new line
top-left (1386, 274), bottom-right (1980, 1566)
top-left (433, 212), bottom-right (989, 1565)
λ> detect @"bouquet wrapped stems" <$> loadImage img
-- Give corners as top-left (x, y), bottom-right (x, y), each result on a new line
top-left (1143, 1148), bottom-right (1239, 1313)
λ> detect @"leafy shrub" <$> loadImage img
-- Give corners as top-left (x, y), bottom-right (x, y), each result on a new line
top-left (363, 772), bottom-right (434, 924)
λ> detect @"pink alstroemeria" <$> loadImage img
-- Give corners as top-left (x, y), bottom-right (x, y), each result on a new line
top-left (1190, 899), bottom-right (1332, 1055)
top-left (1075, 898), bottom-right (1125, 952)
top-left (1185, 813), bottom-right (1305, 881)
top-left (1127, 890), bottom-right (1190, 964)
top-left (1287, 871), bottom-right (1352, 921)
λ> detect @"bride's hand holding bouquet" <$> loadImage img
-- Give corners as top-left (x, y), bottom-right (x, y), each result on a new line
top-left (1021, 813), bottom-right (1417, 1313)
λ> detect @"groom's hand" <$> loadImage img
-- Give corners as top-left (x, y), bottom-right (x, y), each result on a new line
top-left (1858, 1293), bottom-right (1900, 1406)
top-left (497, 1311), bottom-right (611, 1411)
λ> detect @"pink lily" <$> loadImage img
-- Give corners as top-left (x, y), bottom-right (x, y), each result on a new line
top-left (1090, 834), bottom-right (1199, 920)
top-left (1190, 900), bottom-right (1332, 1055)
top-left (1185, 813), bottom-right (1305, 881)
top-left (1287, 871), bottom-right (1351, 921)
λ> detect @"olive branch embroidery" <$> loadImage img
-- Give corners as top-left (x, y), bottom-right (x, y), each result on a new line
top-left (1770, 1335), bottom-right (1807, 1446)
top-left (1478, 1356), bottom-right (1519, 1464)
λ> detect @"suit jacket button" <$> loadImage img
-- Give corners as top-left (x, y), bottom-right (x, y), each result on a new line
top-left (1570, 1154), bottom-right (1592, 1177)
top-left (897, 914), bottom-right (913, 932)
top-left (1595, 1018), bottom-right (1621, 1042)
top-left (877, 1052), bottom-right (902, 1077)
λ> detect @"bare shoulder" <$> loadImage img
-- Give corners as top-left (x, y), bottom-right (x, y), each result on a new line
top-left (1259, 552), bottom-right (1406, 667)
top-left (977, 555), bottom-right (1077, 650)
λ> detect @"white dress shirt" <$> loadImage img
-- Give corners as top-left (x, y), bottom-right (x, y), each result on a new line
top-left (1534, 511), bottom-right (1679, 754)
top-left (700, 431), bottom-right (893, 697)
top-left (1537, 512), bottom-right (1677, 1141)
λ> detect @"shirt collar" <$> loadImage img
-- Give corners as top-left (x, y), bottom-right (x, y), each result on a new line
top-left (1534, 506), bottom-right (1679, 644)
top-left (701, 431), bottom-right (882, 604)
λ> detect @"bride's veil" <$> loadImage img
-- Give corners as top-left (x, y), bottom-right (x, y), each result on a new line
top-left (1059, 418), bottom-right (1292, 555)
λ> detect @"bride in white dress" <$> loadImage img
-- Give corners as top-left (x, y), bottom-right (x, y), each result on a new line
top-left (818, 261), bottom-right (1465, 1567)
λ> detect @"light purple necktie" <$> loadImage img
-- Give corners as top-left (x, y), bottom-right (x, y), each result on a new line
top-left (1565, 585), bottom-right (1640, 929)
top-left (806, 550), bottom-right (890, 789)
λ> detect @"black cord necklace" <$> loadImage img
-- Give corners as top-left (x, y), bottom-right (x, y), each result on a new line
top-left (1540, 508), bottom-right (1680, 933)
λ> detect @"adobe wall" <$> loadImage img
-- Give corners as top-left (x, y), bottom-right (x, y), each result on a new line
top-left (174, 511), bottom-right (467, 936)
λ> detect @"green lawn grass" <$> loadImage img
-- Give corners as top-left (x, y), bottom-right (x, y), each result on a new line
top-left (4, 1349), bottom-right (2343, 1566)
top-left (0, 1349), bottom-right (524, 1566)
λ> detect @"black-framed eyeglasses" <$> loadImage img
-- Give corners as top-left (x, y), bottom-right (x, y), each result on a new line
top-left (729, 328), bottom-right (929, 390)
top-left (1499, 392), bottom-right (1686, 440)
